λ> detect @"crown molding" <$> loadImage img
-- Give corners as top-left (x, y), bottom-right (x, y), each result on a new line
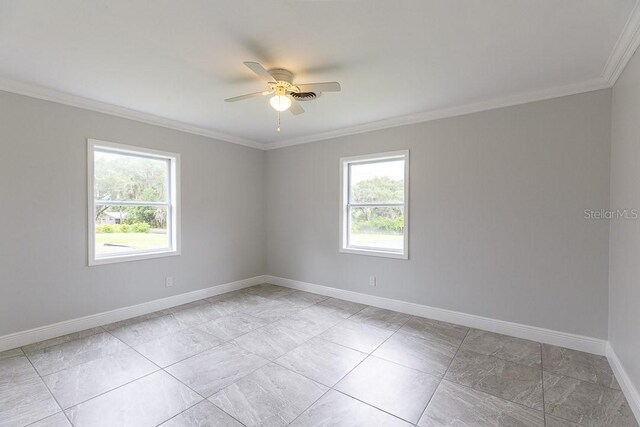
top-left (1, 73), bottom-right (612, 152)
top-left (603, 0), bottom-right (640, 86)
top-left (0, 76), bottom-right (264, 150)
top-left (264, 77), bottom-right (611, 150)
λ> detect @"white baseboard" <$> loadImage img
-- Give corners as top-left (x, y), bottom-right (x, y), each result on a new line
top-left (607, 343), bottom-right (640, 422)
top-left (265, 275), bottom-right (608, 356)
top-left (0, 275), bottom-right (266, 352)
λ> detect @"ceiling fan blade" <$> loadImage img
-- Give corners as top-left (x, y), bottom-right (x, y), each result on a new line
top-left (224, 91), bottom-right (270, 102)
top-left (289, 98), bottom-right (305, 115)
top-left (295, 82), bottom-right (341, 92)
top-left (244, 61), bottom-right (276, 82)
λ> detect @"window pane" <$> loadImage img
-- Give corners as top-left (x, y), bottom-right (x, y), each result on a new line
top-left (94, 150), bottom-right (168, 202)
top-left (349, 206), bottom-right (404, 251)
top-left (349, 159), bottom-right (404, 204)
top-left (94, 205), bottom-right (169, 256)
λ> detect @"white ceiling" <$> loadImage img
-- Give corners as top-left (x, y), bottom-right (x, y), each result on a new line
top-left (0, 0), bottom-right (638, 147)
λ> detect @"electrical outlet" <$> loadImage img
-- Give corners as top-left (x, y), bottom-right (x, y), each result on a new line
top-left (369, 276), bottom-right (376, 287)
top-left (165, 277), bottom-right (174, 288)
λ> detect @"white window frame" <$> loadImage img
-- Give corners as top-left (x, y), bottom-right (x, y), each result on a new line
top-left (87, 139), bottom-right (181, 266)
top-left (339, 150), bottom-right (409, 259)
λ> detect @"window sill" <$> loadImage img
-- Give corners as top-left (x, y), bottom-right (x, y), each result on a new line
top-left (89, 249), bottom-right (180, 266)
top-left (340, 247), bottom-right (408, 260)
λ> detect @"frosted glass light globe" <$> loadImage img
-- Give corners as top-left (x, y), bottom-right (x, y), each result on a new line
top-left (270, 95), bottom-right (291, 112)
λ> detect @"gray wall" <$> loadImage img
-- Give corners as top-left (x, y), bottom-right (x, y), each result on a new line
top-left (0, 87), bottom-right (615, 342)
top-left (609, 47), bottom-right (640, 390)
top-left (0, 91), bottom-right (265, 336)
top-left (266, 90), bottom-right (612, 339)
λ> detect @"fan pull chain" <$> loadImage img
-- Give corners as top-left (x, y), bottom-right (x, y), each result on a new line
top-left (276, 111), bottom-right (281, 132)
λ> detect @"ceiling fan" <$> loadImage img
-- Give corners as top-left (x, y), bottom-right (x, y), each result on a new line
top-left (225, 62), bottom-right (341, 120)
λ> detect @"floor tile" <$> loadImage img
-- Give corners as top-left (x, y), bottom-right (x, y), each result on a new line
top-left (205, 289), bottom-right (246, 303)
top-left (349, 306), bottom-right (411, 331)
top-left (25, 332), bottom-right (129, 376)
top-left (199, 294), bottom-right (248, 315)
top-left (13, 285), bottom-right (636, 427)
top-left (290, 389), bottom-right (413, 427)
top-left (543, 372), bottom-right (638, 427)
top-left (239, 298), bottom-right (301, 322)
top-left (29, 412), bottom-right (72, 427)
top-left (165, 299), bottom-right (208, 314)
top-left (42, 348), bottom-right (158, 408)
top-left (316, 298), bottom-right (368, 318)
top-left (335, 356), bottom-right (440, 423)
top-left (107, 314), bottom-right (186, 347)
top-left (220, 293), bottom-right (276, 312)
top-left (65, 371), bottom-right (202, 427)
top-left (418, 380), bottom-right (544, 427)
top-left (197, 312), bottom-right (269, 341)
top-left (0, 355), bottom-right (61, 426)
top-left (279, 290), bottom-right (329, 307)
top-left (166, 342), bottom-right (269, 397)
top-left (160, 400), bottom-right (243, 426)
top-left (460, 329), bottom-right (541, 367)
top-left (0, 347), bottom-right (24, 361)
top-left (398, 316), bottom-right (469, 346)
top-left (102, 312), bottom-right (165, 331)
top-left (274, 306), bottom-right (344, 336)
top-left (21, 327), bottom-right (105, 353)
top-left (445, 349), bottom-right (543, 410)
top-left (234, 323), bottom-right (315, 360)
top-left (134, 327), bottom-right (222, 367)
top-left (275, 337), bottom-right (366, 386)
top-left (542, 344), bottom-right (620, 389)
top-left (372, 332), bottom-right (457, 376)
top-left (544, 414), bottom-right (584, 427)
top-left (242, 283), bottom-right (296, 299)
top-left (319, 319), bottom-right (394, 353)
top-left (171, 304), bottom-right (226, 327)
top-left (209, 363), bottom-right (328, 427)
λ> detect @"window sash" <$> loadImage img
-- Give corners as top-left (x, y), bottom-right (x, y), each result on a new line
top-left (93, 148), bottom-right (171, 204)
top-left (347, 158), bottom-right (405, 205)
top-left (89, 138), bottom-right (180, 266)
top-left (93, 202), bottom-right (173, 260)
top-left (346, 205), bottom-right (405, 251)
top-left (94, 200), bottom-right (170, 207)
top-left (340, 150), bottom-right (408, 259)
top-left (347, 203), bottom-right (404, 208)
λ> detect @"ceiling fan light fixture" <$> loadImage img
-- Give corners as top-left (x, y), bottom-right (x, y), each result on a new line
top-left (270, 95), bottom-right (291, 112)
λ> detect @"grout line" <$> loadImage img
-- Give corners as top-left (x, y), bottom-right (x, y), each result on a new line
top-left (10, 284), bottom-right (591, 426)
top-left (285, 315), bottom-right (412, 425)
top-left (540, 342), bottom-right (546, 425)
top-left (19, 326), bottom-right (107, 357)
top-left (153, 288), bottom-right (325, 425)
top-left (63, 370), bottom-right (162, 415)
top-left (23, 412), bottom-right (68, 427)
top-left (103, 330), bottom-right (163, 371)
top-left (333, 389), bottom-right (420, 426)
top-left (10, 285), bottom-right (292, 427)
top-left (540, 352), bottom-right (623, 392)
top-left (414, 327), bottom-right (470, 423)
top-left (10, 288), bottom-right (394, 425)
top-left (156, 399), bottom-right (248, 427)
top-left (22, 353), bottom-right (75, 426)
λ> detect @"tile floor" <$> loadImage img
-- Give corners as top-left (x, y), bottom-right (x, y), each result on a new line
top-left (0, 283), bottom-right (637, 427)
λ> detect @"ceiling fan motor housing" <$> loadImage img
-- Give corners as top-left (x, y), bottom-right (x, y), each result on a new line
top-left (269, 68), bottom-right (294, 84)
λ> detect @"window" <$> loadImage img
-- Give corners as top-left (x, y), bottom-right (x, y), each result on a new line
top-left (340, 150), bottom-right (409, 259)
top-left (88, 139), bottom-right (180, 265)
